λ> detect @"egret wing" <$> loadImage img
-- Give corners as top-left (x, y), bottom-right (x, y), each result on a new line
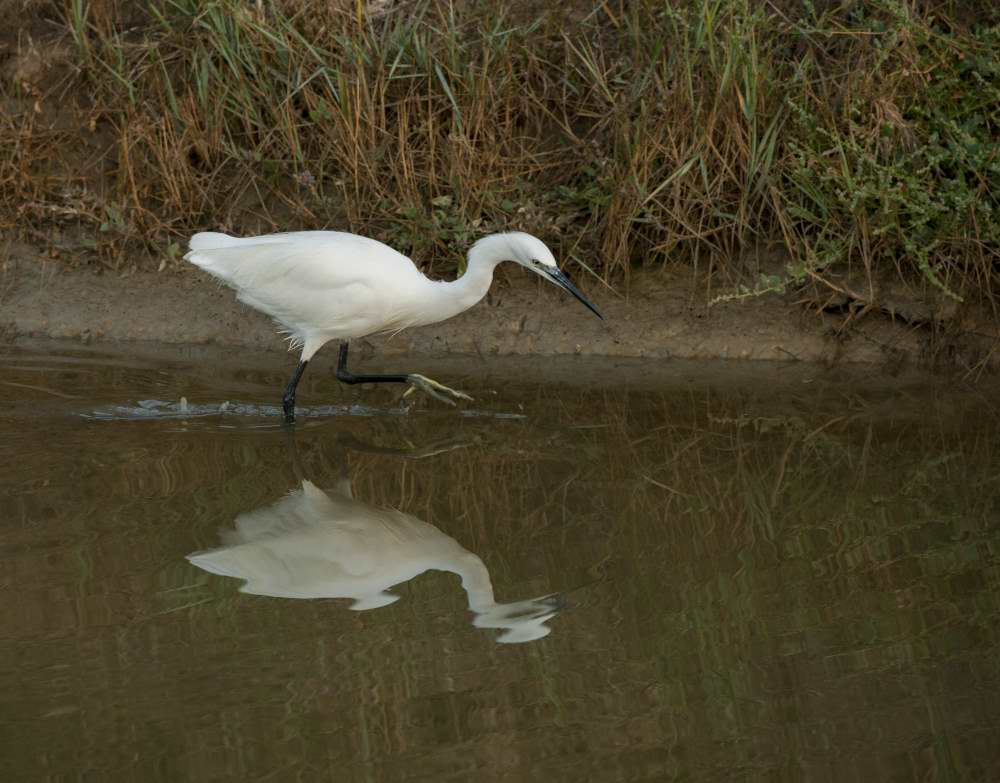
top-left (186, 232), bottom-right (423, 339)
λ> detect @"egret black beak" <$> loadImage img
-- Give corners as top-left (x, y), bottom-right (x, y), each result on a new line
top-left (546, 268), bottom-right (604, 320)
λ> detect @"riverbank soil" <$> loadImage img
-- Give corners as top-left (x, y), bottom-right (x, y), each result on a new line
top-left (3, 3), bottom-right (999, 371)
top-left (3, 242), bottom-right (998, 372)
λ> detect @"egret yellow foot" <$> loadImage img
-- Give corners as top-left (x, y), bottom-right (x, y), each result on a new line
top-left (404, 374), bottom-right (474, 406)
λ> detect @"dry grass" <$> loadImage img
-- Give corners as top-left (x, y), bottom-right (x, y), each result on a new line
top-left (1, 0), bottom-right (999, 314)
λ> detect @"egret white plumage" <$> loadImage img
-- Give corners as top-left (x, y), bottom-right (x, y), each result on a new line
top-left (185, 230), bottom-right (602, 422)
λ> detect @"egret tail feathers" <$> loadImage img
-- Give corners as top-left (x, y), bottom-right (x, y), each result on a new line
top-left (185, 235), bottom-right (300, 283)
top-left (185, 233), bottom-right (242, 277)
top-left (188, 231), bottom-right (254, 251)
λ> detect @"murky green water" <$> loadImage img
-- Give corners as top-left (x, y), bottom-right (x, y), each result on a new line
top-left (2, 344), bottom-right (999, 781)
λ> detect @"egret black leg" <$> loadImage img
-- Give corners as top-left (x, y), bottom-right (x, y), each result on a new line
top-left (335, 342), bottom-right (473, 405)
top-left (335, 343), bottom-right (408, 385)
top-left (282, 360), bottom-right (309, 424)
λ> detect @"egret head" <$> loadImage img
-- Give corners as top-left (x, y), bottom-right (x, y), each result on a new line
top-left (483, 232), bottom-right (603, 320)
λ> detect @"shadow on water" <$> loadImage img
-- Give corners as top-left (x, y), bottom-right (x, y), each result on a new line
top-left (2, 344), bottom-right (1000, 781)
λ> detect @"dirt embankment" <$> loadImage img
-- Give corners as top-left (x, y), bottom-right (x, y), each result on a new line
top-left (4, 2), bottom-right (1000, 357)
top-left (3, 5), bottom-right (999, 373)
top-left (4, 244), bottom-right (997, 373)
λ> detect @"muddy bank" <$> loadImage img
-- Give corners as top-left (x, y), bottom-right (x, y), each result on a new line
top-left (2, 249), bottom-right (996, 372)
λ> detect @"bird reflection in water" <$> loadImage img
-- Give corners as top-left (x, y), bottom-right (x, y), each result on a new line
top-left (187, 435), bottom-right (562, 644)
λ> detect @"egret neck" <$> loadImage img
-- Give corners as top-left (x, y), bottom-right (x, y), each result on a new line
top-left (425, 234), bottom-right (514, 323)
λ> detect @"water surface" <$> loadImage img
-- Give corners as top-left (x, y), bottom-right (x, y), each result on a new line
top-left (2, 344), bottom-right (999, 781)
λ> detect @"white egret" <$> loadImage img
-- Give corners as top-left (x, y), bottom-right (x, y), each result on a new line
top-left (185, 230), bottom-right (603, 423)
top-left (187, 477), bottom-right (561, 643)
